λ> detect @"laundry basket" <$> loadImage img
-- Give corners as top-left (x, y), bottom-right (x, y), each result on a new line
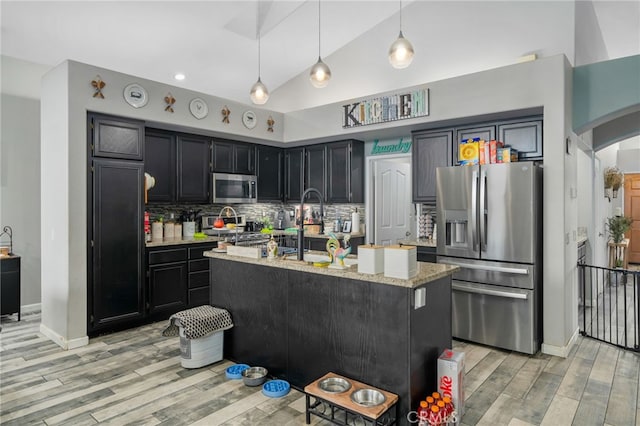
top-left (162, 305), bottom-right (234, 369)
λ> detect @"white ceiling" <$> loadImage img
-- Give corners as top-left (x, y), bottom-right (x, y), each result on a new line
top-left (1, 1), bottom-right (639, 111)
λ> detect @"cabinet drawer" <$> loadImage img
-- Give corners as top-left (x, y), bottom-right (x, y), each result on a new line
top-left (189, 270), bottom-right (210, 288)
top-left (189, 258), bottom-right (210, 273)
top-left (148, 248), bottom-right (187, 265)
top-left (189, 287), bottom-right (210, 307)
top-left (189, 244), bottom-right (218, 259)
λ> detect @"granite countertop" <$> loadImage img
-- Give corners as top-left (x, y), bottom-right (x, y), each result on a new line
top-left (146, 236), bottom-right (221, 248)
top-left (204, 250), bottom-right (458, 289)
top-left (398, 239), bottom-right (437, 248)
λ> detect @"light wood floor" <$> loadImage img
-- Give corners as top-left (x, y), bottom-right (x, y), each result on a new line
top-left (1, 312), bottom-right (638, 425)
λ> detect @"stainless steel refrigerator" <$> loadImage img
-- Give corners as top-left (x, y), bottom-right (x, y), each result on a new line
top-left (436, 162), bottom-right (542, 354)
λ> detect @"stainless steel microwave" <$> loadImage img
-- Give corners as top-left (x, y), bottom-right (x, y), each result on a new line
top-left (211, 173), bottom-right (257, 204)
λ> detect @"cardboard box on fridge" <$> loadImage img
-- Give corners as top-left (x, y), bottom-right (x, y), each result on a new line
top-left (479, 139), bottom-right (489, 165)
top-left (488, 140), bottom-right (504, 164)
top-left (438, 349), bottom-right (465, 422)
top-left (458, 138), bottom-right (479, 165)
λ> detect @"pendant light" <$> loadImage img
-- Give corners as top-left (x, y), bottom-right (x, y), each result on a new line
top-left (250, 0), bottom-right (269, 104)
top-left (388, 0), bottom-right (414, 69)
top-left (309, 0), bottom-right (331, 88)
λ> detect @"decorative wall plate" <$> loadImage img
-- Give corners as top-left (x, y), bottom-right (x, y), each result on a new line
top-left (123, 83), bottom-right (148, 108)
top-left (242, 110), bottom-right (257, 129)
top-left (189, 98), bottom-right (209, 119)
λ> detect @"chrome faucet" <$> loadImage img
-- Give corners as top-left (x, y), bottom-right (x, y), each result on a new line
top-left (297, 188), bottom-right (324, 260)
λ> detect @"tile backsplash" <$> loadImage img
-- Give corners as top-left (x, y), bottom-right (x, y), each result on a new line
top-left (145, 202), bottom-right (365, 231)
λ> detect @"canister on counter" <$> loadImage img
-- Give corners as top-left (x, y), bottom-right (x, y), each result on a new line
top-left (151, 221), bottom-right (163, 241)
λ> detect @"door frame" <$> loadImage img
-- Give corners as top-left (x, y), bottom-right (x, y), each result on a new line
top-left (365, 153), bottom-right (413, 245)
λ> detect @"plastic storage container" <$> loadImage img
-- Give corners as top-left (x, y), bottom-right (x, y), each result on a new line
top-left (179, 326), bottom-right (223, 369)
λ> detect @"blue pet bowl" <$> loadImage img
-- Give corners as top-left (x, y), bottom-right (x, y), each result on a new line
top-left (262, 379), bottom-right (290, 398)
top-left (225, 364), bottom-right (250, 380)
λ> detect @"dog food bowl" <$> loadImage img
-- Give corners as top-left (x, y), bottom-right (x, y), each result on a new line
top-left (318, 377), bottom-right (352, 394)
top-left (350, 388), bottom-right (386, 407)
top-left (241, 366), bottom-right (268, 387)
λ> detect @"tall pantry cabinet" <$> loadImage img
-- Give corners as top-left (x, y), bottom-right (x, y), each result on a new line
top-left (87, 113), bottom-right (145, 335)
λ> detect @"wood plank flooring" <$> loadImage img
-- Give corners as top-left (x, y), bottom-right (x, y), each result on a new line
top-left (1, 312), bottom-right (638, 425)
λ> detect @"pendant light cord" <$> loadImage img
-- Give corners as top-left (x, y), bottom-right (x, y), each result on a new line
top-left (318, 0), bottom-right (321, 57)
top-left (257, 0), bottom-right (261, 78)
top-left (399, 0), bottom-right (402, 31)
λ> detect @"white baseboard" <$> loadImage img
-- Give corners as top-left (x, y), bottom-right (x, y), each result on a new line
top-left (39, 323), bottom-right (89, 350)
top-left (21, 303), bottom-right (41, 314)
top-left (542, 327), bottom-right (580, 358)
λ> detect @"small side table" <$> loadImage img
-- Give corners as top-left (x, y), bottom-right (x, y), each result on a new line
top-left (1, 255), bottom-right (21, 320)
top-left (608, 239), bottom-right (629, 269)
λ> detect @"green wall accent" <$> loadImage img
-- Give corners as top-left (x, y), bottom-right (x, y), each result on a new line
top-left (573, 55), bottom-right (640, 134)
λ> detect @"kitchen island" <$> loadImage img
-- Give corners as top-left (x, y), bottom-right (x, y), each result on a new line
top-left (205, 251), bottom-right (458, 423)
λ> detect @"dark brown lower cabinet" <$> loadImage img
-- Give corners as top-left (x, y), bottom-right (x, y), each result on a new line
top-left (146, 242), bottom-right (218, 317)
top-left (1, 256), bottom-right (21, 319)
top-left (148, 248), bottom-right (188, 315)
top-left (188, 244), bottom-right (217, 307)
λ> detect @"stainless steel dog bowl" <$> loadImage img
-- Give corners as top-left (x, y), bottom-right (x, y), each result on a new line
top-left (318, 377), bottom-right (352, 394)
top-left (241, 366), bottom-right (268, 387)
top-left (350, 388), bottom-right (386, 407)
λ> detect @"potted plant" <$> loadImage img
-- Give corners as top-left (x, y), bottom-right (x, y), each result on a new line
top-left (604, 166), bottom-right (623, 199)
top-left (607, 215), bottom-right (632, 284)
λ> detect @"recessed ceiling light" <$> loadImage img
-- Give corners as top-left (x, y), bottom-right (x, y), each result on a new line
top-left (174, 73), bottom-right (186, 81)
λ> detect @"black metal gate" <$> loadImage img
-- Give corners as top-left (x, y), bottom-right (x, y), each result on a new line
top-left (578, 263), bottom-right (640, 351)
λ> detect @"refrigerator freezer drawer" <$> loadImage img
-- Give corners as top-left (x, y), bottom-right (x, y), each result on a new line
top-left (438, 256), bottom-right (537, 290)
top-left (452, 281), bottom-right (539, 354)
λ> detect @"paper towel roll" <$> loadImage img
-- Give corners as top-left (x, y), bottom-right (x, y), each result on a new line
top-left (351, 211), bottom-right (360, 233)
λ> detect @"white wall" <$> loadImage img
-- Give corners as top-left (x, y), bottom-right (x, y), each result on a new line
top-left (0, 56), bottom-right (51, 310)
top-left (269, 1), bottom-right (575, 113)
top-left (574, 1), bottom-right (610, 65)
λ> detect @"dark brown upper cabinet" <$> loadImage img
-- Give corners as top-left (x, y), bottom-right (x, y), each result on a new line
top-left (177, 134), bottom-right (211, 203)
top-left (257, 145), bottom-right (284, 202)
top-left (90, 113), bottom-right (144, 160)
top-left (412, 129), bottom-right (454, 203)
top-left (212, 139), bottom-right (256, 175)
top-left (145, 130), bottom-right (176, 203)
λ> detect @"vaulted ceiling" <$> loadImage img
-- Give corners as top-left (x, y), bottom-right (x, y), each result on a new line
top-left (1, 1), bottom-right (638, 113)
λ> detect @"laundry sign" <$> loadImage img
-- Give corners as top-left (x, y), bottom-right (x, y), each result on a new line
top-left (342, 88), bottom-right (429, 128)
top-left (369, 137), bottom-right (412, 156)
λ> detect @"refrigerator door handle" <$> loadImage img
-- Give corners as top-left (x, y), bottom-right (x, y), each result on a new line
top-left (452, 282), bottom-right (528, 300)
top-left (471, 170), bottom-right (479, 252)
top-left (479, 168), bottom-right (487, 252)
top-left (440, 259), bottom-right (530, 275)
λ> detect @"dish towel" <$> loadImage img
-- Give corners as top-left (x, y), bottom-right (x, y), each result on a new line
top-left (162, 305), bottom-right (234, 340)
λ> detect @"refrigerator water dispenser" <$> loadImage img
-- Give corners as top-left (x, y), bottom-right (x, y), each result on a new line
top-left (445, 219), bottom-right (468, 246)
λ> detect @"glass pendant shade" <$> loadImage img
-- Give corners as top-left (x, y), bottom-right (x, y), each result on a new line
top-left (309, 56), bottom-right (331, 88)
top-left (250, 77), bottom-right (269, 105)
top-left (389, 30), bottom-right (414, 69)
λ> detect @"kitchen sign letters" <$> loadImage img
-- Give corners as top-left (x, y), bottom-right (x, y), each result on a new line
top-left (342, 88), bottom-right (429, 128)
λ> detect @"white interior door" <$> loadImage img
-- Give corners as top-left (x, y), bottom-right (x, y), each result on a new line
top-left (374, 159), bottom-right (413, 245)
